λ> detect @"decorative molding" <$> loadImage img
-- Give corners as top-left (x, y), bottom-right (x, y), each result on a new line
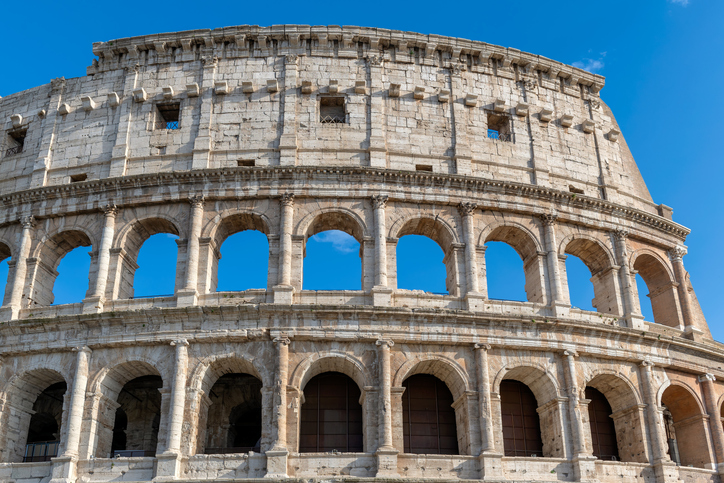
top-left (372, 195), bottom-right (389, 210)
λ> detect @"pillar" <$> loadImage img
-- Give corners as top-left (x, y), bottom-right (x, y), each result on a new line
top-left (460, 202), bottom-right (484, 311)
top-left (156, 339), bottom-right (189, 479)
top-left (562, 351), bottom-right (597, 480)
top-left (1, 216), bottom-right (34, 320)
top-left (614, 230), bottom-right (645, 329)
top-left (63, 347), bottom-right (91, 457)
top-left (670, 247), bottom-right (704, 340)
top-left (273, 193), bottom-right (294, 304)
top-left (475, 344), bottom-right (503, 480)
top-left (376, 338), bottom-right (398, 476)
top-left (267, 336), bottom-right (290, 478)
top-left (279, 55), bottom-right (299, 166)
top-left (367, 55), bottom-right (387, 168)
top-left (371, 195), bottom-right (392, 306)
top-left (698, 374), bottom-right (724, 475)
top-left (540, 214), bottom-right (568, 316)
top-left (178, 196), bottom-right (204, 306)
top-left (84, 204), bottom-right (117, 313)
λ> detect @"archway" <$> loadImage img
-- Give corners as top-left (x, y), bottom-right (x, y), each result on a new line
top-left (661, 384), bottom-right (712, 468)
top-left (210, 213), bottom-right (271, 292)
top-left (402, 374), bottom-right (458, 455)
top-left (500, 380), bottom-right (542, 457)
top-left (110, 375), bottom-right (162, 457)
top-left (31, 230), bottom-right (92, 306)
top-left (204, 373), bottom-right (263, 454)
top-left (633, 253), bottom-right (683, 328)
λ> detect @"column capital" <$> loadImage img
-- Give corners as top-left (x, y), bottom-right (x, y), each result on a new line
top-left (376, 339), bottom-right (394, 348)
top-left (72, 346), bottom-right (92, 355)
top-left (698, 373), bottom-right (716, 383)
top-left (273, 336), bottom-right (291, 346)
top-left (639, 360), bottom-right (654, 369)
top-left (365, 54), bottom-right (384, 67)
top-left (563, 349), bottom-right (578, 358)
top-left (457, 201), bottom-right (477, 217)
top-left (372, 194), bottom-right (389, 209)
top-left (101, 203), bottom-right (118, 217)
top-left (669, 246), bottom-right (687, 261)
top-left (188, 195), bottom-right (205, 208)
top-left (538, 213), bottom-right (557, 226)
top-left (279, 192), bottom-right (295, 207)
top-left (20, 215), bottom-right (35, 228)
top-left (474, 343), bottom-right (491, 351)
top-left (285, 54), bottom-right (299, 65)
top-left (170, 339), bottom-right (189, 347)
top-left (612, 229), bottom-right (629, 241)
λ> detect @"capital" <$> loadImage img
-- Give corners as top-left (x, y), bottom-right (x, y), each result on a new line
top-left (376, 339), bottom-right (394, 348)
top-left (538, 213), bottom-right (557, 226)
top-left (273, 336), bottom-right (291, 346)
top-left (188, 195), bottom-right (204, 208)
top-left (457, 202), bottom-right (477, 217)
top-left (102, 203), bottom-right (118, 217)
top-left (285, 54), bottom-right (299, 64)
top-left (669, 246), bottom-right (687, 261)
top-left (20, 216), bottom-right (35, 229)
top-left (72, 346), bottom-right (92, 355)
top-left (639, 360), bottom-right (654, 369)
top-left (372, 195), bottom-right (389, 210)
top-left (170, 339), bottom-right (189, 347)
top-left (366, 55), bottom-right (384, 66)
top-left (563, 350), bottom-right (578, 358)
top-left (279, 192), bottom-right (295, 207)
top-left (474, 343), bottom-right (491, 351)
top-left (612, 229), bottom-right (629, 241)
top-left (698, 373), bottom-right (716, 383)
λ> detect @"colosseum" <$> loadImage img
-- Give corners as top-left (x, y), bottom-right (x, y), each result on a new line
top-left (0, 23), bottom-right (720, 483)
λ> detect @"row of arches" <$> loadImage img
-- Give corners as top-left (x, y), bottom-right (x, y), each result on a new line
top-left (1, 351), bottom-right (719, 470)
top-left (0, 207), bottom-right (686, 328)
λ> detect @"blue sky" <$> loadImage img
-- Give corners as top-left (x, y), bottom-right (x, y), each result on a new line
top-left (1, 0), bottom-right (722, 339)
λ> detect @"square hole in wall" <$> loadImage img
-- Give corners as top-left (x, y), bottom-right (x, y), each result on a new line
top-left (5, 129), bottom-right (26, 157)
top-left (569, 185), bottom-right (584, 195)
top-left (487, 113), bottom-right (511, 142)
top-left (155, 103), bottom-right (180, 130)
top-left (70, 173), bottom-right (87, 183)
top-left (319, 96), bottom-right (346, 124)
top-left (238, 159), bottom-right (255, 167)
top-left (416, 164), bottom-right (433, 172)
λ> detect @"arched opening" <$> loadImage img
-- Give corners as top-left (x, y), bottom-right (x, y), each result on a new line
top-left (566, 255), bottom-right (595, 311)
top-left (0, 242), bottom-right (12, 304)
top-left (633, 253), bottom-right (682, 328)
top-left (401, 374), bottom-right (458, 455)
top-left (397, 235), bottom-right (448, 294)
top-left (204, 373), bottom-right (262, 454)
top-left (585, 387), bottom-right (618, 460)
top-left (116, 218), bottom-right (180, 299)
top-left (300, 372), bottom-right (363, 453)
top-left (0, 369), bottom-right (67, 463)
top-left (303, 212), bottom-right (364, 291)
top-left (563, 238), bottom-right (619, 314)
top-left (110, 375), bottom-right (162, 457)
top-left (500, 380), bottom-right (543, 457)
top-left (586, 373), bottom-right (647, 462)
top-left (484, 225), bottom-right (544, 303)
top-left (635, 274), bottom-right (655, 322)
top-left (31, 230), bottom-right (92, 306)
top-left (661, 384), bottom-right (712, 468)
top-left (210, 213), bottom-right (271, 292)
top-left (395, 218), bottom-right (458, 296)
top-left (485, 242), bottom-right (526, 301)
top-left (24, 382), bottom-right (67, 462)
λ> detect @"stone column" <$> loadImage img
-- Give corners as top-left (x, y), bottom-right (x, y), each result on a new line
top-left (279, 55), bottom-right (299, 166)
top-left (367, 55), bottom-right (387, 168)
top-left (267, 336), bottom-right (290, 478)
top-left (459, 202), bottom-right (484, 311)
top-left (371, 195), bottom-right (392, 306)
top-left (376, 339), bottom-right (398, 477)
top-left (273, 193), bottom-right (295, 304)
top-left (639, 361), bottom-right (678, 483)
top-left (562, 351), bottom-right (590, 458)
top-left (670, 247), bottom-right (702, 340)
top-left (62, 347), bottom-right (91, 457)
top-left (30, 77), bottom-right (66, 188)
top-left (191, 56), bottom-right (218, 170)
top-left (1, 216), bottom-right (34, 320)
top-left (698, 374), bottom-right (724, 474)
top-left (178, 196), bottom-right (204, 306)
top-left (450, 65), bottom-right (472, 175)
top-left (613, 230), bottom-right (644, 329)
top-left (156, 339), bottom-right (189, 479)
top-left (476, 343), bottom-right (503, 481)
top-left (84, 204), bottom-right (117, 313)
top-left (540, 214), bottom-right (568, 316)
top-left (108, 65), bottom-right (141, 178)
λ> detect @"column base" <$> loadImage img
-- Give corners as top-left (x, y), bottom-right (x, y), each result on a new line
top-left (626, 313), bottom-right (646, 330)
top-left (176, 289), bottom-right (198, 307)
top-left (478, 452), bottom-right (503, 480)
top-left (684, 325), bottom-right (705, 342)
top-left (465, 292), bottom-right (486, 312)
top-left (82, 296), bottom-right (105, 314)
top-left (265, 448), bottom-right (289, 478)
top-left (272, 285), bottom-right (294, 305)
top-left (0, 305), bottom-right (19, 321)
top-left (572, 455), bottom-right (597, 482)
top-left (652, 459), bottom-right (679, 483)
top-left (375, 447), bottom-right (399, 477)
top-left (154, 452), bottom-right (183, 481)
top-left (548, 302), bottom-right (571, 318)
top-left (371, 286), bottom-right (393, 307)
top-left (48, 455), bottom-right (77, 483)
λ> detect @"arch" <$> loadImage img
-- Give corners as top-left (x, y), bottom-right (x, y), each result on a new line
top-left (297, 208), bottom-right (368, 242)
top-left (660, 382), bottom-right (712, 468)
top-left (559, 235), bottom-right (615, 276)
top-left (189, 354), bottom-right (267, 396)
top-left (28, 229), bottom-right (93, 306)
top-left (393, 356), bottom-right (470, 401)
top-left (390, 216), bottom-right (458, 254)
top-left (479, 222), bottom-right (542, 262)
top-left (290, 351), bottom-right (372, 392)
top-left (585, 371), bottom-right (642, 413)
top-left (631, 250), bottom-right (682, 328)
top-left (0, 368), bottom-right (68, 463)
top-left (401, 374), bottom-right (459, 455)
top-left (492, 364), bottom-right (561, 406)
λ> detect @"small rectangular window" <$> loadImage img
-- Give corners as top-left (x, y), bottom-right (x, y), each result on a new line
top-left (238, 159), bottom-right (255, 167)
top-left (487, 113), bottom-right (512, 142)
top-left (319, 96), bottom-right (346, 124)
top-left (70, 173), bottom-right (87, 183)
top-left (569, 185), bottom-right (584, 195)
top-left (5, 129), bottom-right (26, 157)
top-left (155, 103), bottom-right (180, 130)
top-left (416, 164), bottom-right (433, 172)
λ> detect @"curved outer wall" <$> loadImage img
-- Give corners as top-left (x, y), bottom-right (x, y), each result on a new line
top-left (0, 25), bottom-right (720, 483)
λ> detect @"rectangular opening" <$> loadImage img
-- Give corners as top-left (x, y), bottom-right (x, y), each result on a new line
top-left (569, 185), bottom-right (584, 195)
top-left (319, 96), bottom-right (346, 124)
top-left (415, 164), bottom-right (433, 172)
top-left (5, 129), bottom-right (26, 157)
top-left (487, 113), bottom-right (511, 142)
top-left (155, 103), bottom-right (180, 130)
top-left (238, 159), bottom-right (255, 167)
top-left (70, 173), bottom-right (87, 183)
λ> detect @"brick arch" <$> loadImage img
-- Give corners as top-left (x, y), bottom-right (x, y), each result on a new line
top-left (478, 222), bottom-right (542, 262)
top-left (584, 371), bottom-right (641, 412)
top-left (559, 235), bottom-right (615, 276)
top-left (189, 353), bottom-right (267, 394)
top-left (204, 211), bottom-right (272, 245)
top-left (657, 380), bottom-right (705, 419)
top-left (389, 215), bottom-right (459, 254)
top-left (492, 364), bottom-right (561, 406)
top-left (659, 381), bottom-right (712, 468)
top-left (290, 351), bottom-right (371, 392)
top-left (296, 208), bottom-right (368, 242)
top-left (0, 367), bottom-right (68, 463)
top-left (392, 356), bottom-right (470, 401)
top-left (630, 249), bottom-right (682, 328)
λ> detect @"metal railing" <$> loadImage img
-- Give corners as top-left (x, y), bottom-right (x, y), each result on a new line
top-left (5, 145), bottom-right (23, 157)
top-left (487, 129), bottom-right (512, 142)
top-left (205, 446), bottom-right (260, 455)
top-left (112, 449), bottom-right (156, 458)
top-left (320, 115), bottom-right (346, 124)
top-left (154, 121), bottom-right (179, 130)
top-left (23, 441), bottom-right (59, 462)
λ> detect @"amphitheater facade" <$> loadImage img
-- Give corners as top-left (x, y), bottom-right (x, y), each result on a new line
top-left (0, 24), bottom-right (721, 483)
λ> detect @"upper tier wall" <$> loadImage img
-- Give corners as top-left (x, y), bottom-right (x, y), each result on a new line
top-left (0, 25), bottom-right (656, 215)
